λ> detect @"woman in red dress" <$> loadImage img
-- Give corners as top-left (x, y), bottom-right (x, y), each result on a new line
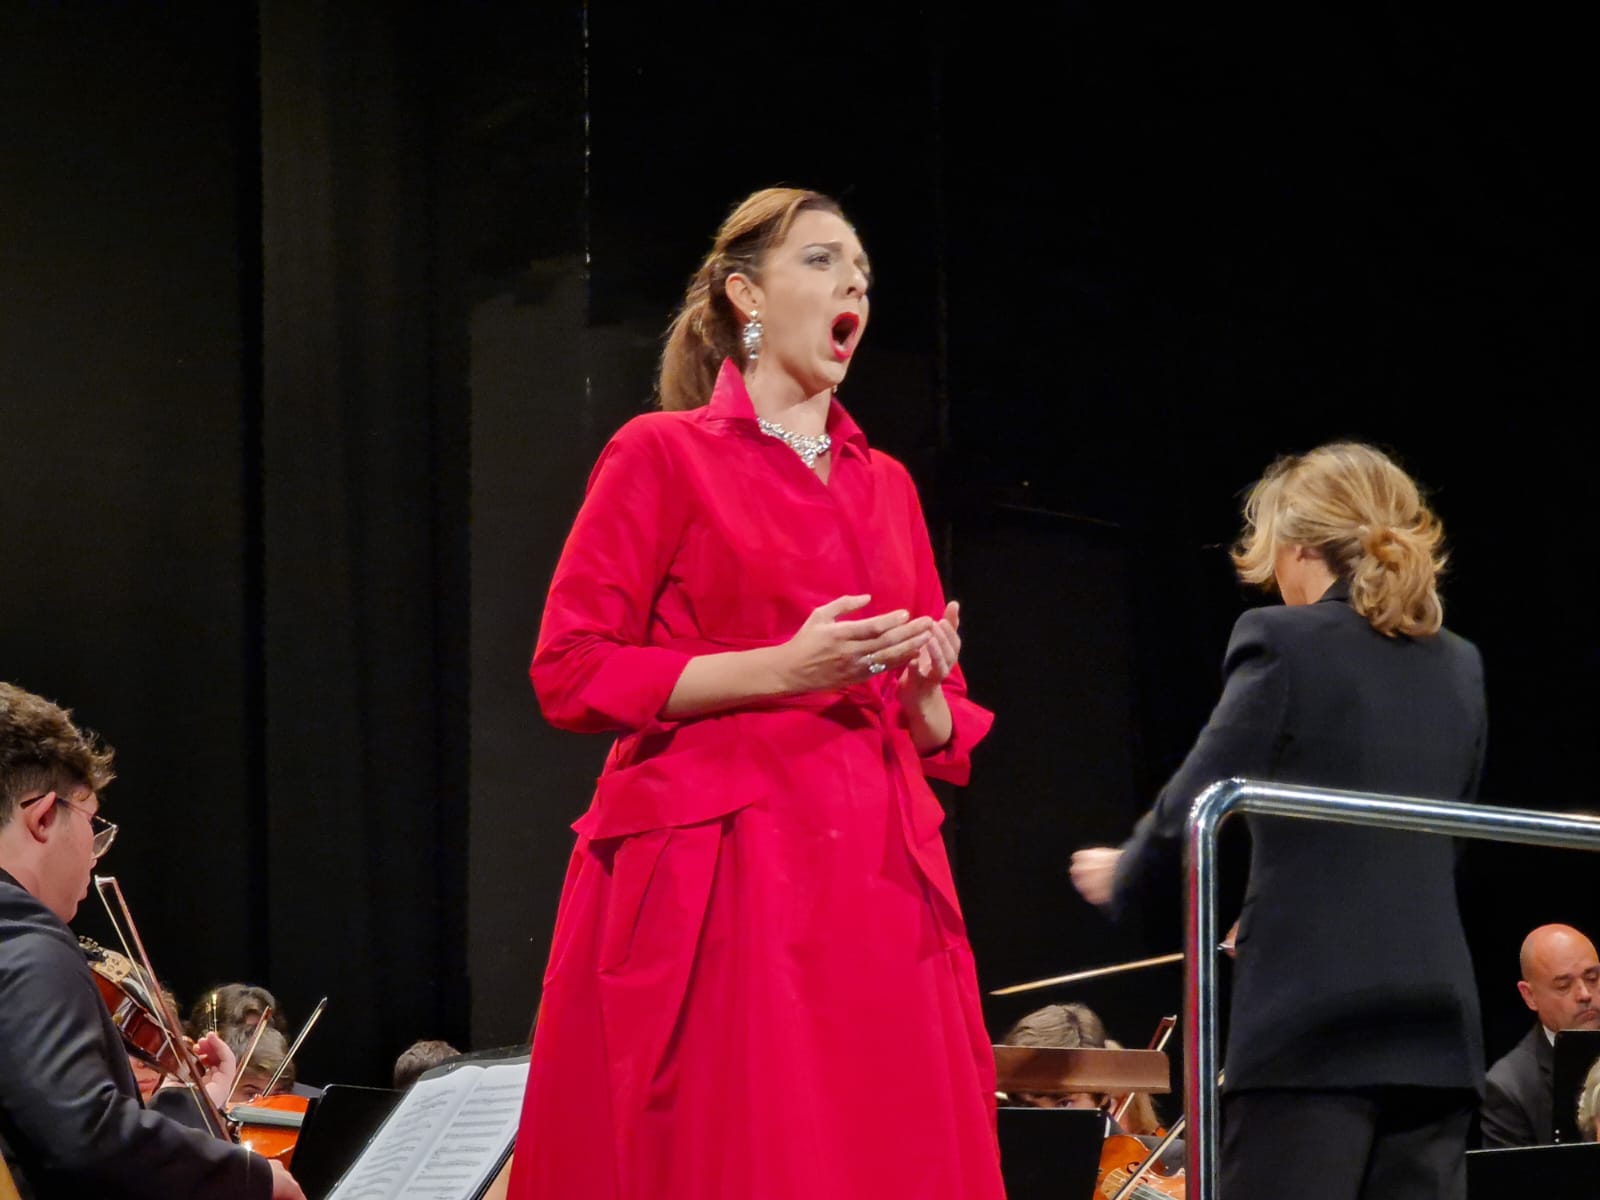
top-left (506, 187), bottom-right (1005, 1200)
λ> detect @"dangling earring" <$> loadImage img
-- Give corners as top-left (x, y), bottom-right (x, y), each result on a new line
top-left (741, 311), bottom-right (763, 364)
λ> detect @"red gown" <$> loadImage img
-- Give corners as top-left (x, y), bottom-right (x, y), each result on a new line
top-left (507, 360), bottom-right (1004, 1200)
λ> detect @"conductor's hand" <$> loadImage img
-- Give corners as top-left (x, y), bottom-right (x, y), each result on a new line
top-left (269, 1160), bottom-right (307, 1200)
top-left (778, 595), bottom-right (933, 692)
top-left (1070, 846), bottom-right (1123, 908)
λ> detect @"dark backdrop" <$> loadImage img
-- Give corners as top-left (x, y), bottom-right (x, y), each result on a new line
top-left (1, 1), bottom-right (1592, 1100)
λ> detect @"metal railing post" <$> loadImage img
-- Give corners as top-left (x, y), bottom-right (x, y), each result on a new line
top-left (1182, 778), bottom-right (1600, 1199)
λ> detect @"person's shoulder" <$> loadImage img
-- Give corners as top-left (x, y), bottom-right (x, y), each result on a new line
top-left (588, 409), bottom-right (709, 476)
top-left (608, 408), bottom-right (700, 448)
top-left (865, 447), bottom-right (916, 491)
top-left (0, 896), bottom-right (82, 985)
top-left (1430, 624), bottom-right (1483, 667)
top-left (1228, 601), bottom-right (1300, 647)
top-left (1486, 1026), bottom-right (1542, 1079)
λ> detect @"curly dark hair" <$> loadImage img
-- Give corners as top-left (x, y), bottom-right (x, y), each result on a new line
top-left (0, 682), bottom-right (116, 826)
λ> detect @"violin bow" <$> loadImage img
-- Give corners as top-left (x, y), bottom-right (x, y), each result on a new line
top-left (94, 875), bottom-right (233, 1140)
top-left (221, 1006), bottom-right (275, 1109)
top-left (259, 996), bottom-right (328, 1098)
top-left (989, 952), bottom-right (1184, 996)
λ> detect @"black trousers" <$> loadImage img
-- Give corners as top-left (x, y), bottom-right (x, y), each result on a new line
top-left (1221, 1088), bottom-right (1474, 1200)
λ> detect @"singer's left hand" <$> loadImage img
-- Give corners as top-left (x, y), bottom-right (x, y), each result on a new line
top-left (898, 601), bottom-right (960, 704)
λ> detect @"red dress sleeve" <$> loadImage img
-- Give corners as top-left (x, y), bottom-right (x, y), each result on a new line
top-left (531, 417), bottom-right (693, 733)
top-left (895, 462), bottom-right (994, 785)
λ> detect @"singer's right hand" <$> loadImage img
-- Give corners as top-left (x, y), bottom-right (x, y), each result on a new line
top-left (776, 595), bottom-right (933, 693)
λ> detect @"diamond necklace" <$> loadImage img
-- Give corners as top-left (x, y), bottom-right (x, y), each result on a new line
top-left (756, 416), bottom-right (831, 469)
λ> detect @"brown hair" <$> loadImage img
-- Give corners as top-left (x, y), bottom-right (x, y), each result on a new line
top-left (1002, 1002), bottom-right (1108, 1049)
top-left (0, 682), bottom-right (116, 827)
top-left (656, 186), bottom-right (844, 412)
top-left (227, 1024), bottom-right (297, 1093)
top-left (187, 982), bottom-right (287, 1039)
top-left (393, 1038), bottom-right (462, 1090)
top-left (1232, 442), bottom-right (1447, 638)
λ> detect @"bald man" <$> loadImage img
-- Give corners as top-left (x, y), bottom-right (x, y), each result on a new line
top-left (1479, 924), bottom-right (1600, 1147)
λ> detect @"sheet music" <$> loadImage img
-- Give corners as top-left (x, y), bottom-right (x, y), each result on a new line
top-left (325, 1061), bottom-right (528, 1200)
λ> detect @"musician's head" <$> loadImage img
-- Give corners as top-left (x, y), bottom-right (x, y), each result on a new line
top-left (226, 1024), bottom-right (296, 1101)
top-left (1578, 1056), bottom-right (1600, 1142)
top-left (1001, 1002), bottom-right (1112, 1111)
top-left (0, 682), bottom-right (117, 920)
top-left (187, 981), bottom-right (287, 1041)
top-left (1233, 442), bottom-right (1446, 638)
top-left (127, 1054), bottom-right (165, 1100)
top-left (1518, 924), bottom-right (1600, 1034)
top-left (393, 1038), bottom-right (463, 1090)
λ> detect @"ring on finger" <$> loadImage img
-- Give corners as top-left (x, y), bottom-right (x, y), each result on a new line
top-left (862, 651), bottom-right (887, 676)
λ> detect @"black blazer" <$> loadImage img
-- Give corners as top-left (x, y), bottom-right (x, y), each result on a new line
top-left (0, 869), bottom-right (272, 1200)
top-left (1114, 580), bottom-right (1488, 1093)
top-left (1480, 1022), bottom-right (1553, 1147)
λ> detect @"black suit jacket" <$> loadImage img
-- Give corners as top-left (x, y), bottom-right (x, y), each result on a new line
top-left (1480, 1022), bottom-right (1553, 1147)
top-left (1114, 581), bottom-right (1488, 1093)
top-left (0, 869), bottom-right (272, 1199)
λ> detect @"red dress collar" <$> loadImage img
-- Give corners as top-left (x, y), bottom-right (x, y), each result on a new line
top-left (705, 358), bottom-right (870, 460)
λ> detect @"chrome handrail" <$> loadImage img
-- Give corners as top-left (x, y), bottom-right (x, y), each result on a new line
top-left (1183, 778), bottom-right (1600, 1199)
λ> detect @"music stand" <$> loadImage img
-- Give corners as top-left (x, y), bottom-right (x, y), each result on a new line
top-left (992, 1044), bottom-right (1171, 1200)
top-left (996, 1106), bottom-right (1104, 1200)
top-left (992, 1044), bottom-right (1171, 1097)
top-left (290, 1084), bottom-right (401, 1200)
top-left (1551, 1029), bottom-right (1600, 1143)
top-left (1467, 1141), bottom-right (1600, 1197)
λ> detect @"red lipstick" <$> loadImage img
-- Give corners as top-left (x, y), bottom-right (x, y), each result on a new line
top-left (830, 312), bottom-right (861, 361)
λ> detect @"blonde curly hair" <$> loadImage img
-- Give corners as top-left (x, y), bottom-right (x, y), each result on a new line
top-left (1232, 442), bottom-right (1446, 638)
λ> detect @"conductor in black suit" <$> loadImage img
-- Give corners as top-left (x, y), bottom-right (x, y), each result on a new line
top-left (1479, 923), bottom-right (1600, 1147)
top-left (1072, 443), bottom-right (1488, 1200)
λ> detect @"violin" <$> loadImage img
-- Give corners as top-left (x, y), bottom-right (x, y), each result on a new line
top-left (81, 936), bottom-right (183, 1077)
top-left (230, 1094), bottom-right (311, 1165)
top-left (88, 877), bottom-right (235, 1143)
top-left (221, 996), bottom-right (328, 1167)
top-left (1097, 1132), bottom-right (1185, 1198)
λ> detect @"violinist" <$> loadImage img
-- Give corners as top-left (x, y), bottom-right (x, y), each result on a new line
top-left (393, 1038), bottom-right (461, 1091)
top-left (1000, 1002), bottom-right (1110, 1111)
top-left (225, 1026), bottom-right (297, 1103)
top-left (1071, 445), bottom-right (1486, 1200)
top-left (187, 982), bottom-right (286, 1042)
top-left (0, 681), bottom-right (304, 1200)
top-left (1000, 1003), bottom-right (1185, 1174)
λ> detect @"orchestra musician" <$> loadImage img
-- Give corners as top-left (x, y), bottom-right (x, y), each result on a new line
top-left (186, 983), bottom-right (286, 1042)
top-left (1479, 923), bottom-right (1600, 1147)
top-left (226, 1026), bottom-right (297, 1104)
top-left (1578, 1057), bottom-right (1600, 1143)
top-left (1000, 1003), bottom-right (1184, 1175)
top-left (1071, 444), bottom-right (1488, 1200)
top-left (0, 681), bottom-right (305, 1200)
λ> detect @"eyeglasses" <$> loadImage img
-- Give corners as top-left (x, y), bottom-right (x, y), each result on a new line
top-left (19, 792), bottom-right (118, 859)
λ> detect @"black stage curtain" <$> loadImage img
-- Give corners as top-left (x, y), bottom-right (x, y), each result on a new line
top-left (258, 0), bottom-right (468, 1084)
